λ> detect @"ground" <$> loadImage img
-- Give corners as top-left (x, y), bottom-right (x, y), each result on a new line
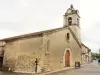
top-left (0, 60), bottom-right (100, 75)
top-left (46, 60), bottom-right (100, 75)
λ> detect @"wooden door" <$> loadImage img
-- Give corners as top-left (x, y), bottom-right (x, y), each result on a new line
top-left (65, 50), bottom-right (70, 67)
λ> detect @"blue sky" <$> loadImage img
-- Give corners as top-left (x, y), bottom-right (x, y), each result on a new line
top-left (0, 0), bottom-right (99, 53)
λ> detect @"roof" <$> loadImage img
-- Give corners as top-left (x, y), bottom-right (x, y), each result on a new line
top-left (68, 27), bottom-right (81, 48)
top-left (81, 43), bottom-right (91, 52)
top-left (0, 27), bottom-right (65, 41)
top-left (0, 26), bottom-right (81, 48)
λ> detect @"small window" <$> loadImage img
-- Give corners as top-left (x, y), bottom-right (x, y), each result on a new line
top-left (67, 33), bottom-right (70, 40)
top-left (66, 33), bottom-right (70, 42)
top-left (68, 17), bottom-right (72, 25)
top-left (47, 40), bottom-right (50, 53)
top-left (77, 18), bottom-right (79, 25)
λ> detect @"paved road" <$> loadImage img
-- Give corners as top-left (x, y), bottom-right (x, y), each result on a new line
top-left (46, 60), bottom-right (100, 75)
top-left (0, 60), bottom-right (100, 75)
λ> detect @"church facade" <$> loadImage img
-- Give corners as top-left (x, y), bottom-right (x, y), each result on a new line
top-left (0, 5), bottom-right (91, 73)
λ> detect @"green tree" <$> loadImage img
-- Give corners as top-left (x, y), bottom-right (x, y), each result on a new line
top-left (92, 53), bottom-right (100, 59)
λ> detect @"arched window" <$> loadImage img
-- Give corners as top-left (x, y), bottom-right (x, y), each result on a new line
top-left (68, 17), bottom-right (72, 25)
top-left (67, 33), bottom-right (70, 40)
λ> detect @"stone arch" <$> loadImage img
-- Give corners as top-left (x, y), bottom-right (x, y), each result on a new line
top-left (68, 17), bottom-right (72, 25)
top-left (63, 48), bottom-right (72, 67)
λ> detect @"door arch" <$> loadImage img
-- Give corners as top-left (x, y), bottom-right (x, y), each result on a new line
top-left (65, 50), bottom-right (70, 67)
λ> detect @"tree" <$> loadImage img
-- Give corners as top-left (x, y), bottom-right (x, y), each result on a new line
top-left (92, 53), bottom-right (100, 59)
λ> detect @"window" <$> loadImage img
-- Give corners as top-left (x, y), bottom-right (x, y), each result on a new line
top-left (67, 33), bottom-right (70, 40)
top-left (47, 40), bottom-right (50, 53)
top-left (77, 18), bottom-right (79, 25)
top-left (66, 33), bottom-right (70, 42)
top-left (68, 17), bottom-right (72, 25)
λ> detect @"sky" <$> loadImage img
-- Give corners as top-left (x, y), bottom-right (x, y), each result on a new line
top-left (0, 0), bottom-right (99, 53)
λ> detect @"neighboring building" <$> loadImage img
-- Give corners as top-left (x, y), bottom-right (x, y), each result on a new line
top-left (0, 5), bottom-right (91, 73)
top-left (81, 43), bottom-right (92, 64)
top-left (0, 41), bottom-right (5, 68)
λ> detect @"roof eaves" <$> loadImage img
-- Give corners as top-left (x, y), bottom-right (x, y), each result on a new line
top-left (0, 27), bottom-right (65, 41)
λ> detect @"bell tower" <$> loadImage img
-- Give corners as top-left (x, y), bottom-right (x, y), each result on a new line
top-left (63, 4), bottom-right (81, 43)
top-left (63, 4), bottom-right (80, 27)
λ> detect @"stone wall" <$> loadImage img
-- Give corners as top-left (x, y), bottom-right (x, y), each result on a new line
top-left (3, 36), bottom-right (44, 73)
top-left (3, 27), bottom-right (81, 73)
top-left (43, 28), bottom-right (81, 71)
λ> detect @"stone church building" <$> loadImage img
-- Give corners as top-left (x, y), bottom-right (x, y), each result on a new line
top-left (0, 5), bottom-right (91, 73)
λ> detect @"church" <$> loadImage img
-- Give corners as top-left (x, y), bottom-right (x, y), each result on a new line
top-left (0, 5), bottom-right (91, 73)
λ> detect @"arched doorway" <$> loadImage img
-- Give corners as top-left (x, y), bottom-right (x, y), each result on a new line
top-left (65, 50), bottom-right (70, 67)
